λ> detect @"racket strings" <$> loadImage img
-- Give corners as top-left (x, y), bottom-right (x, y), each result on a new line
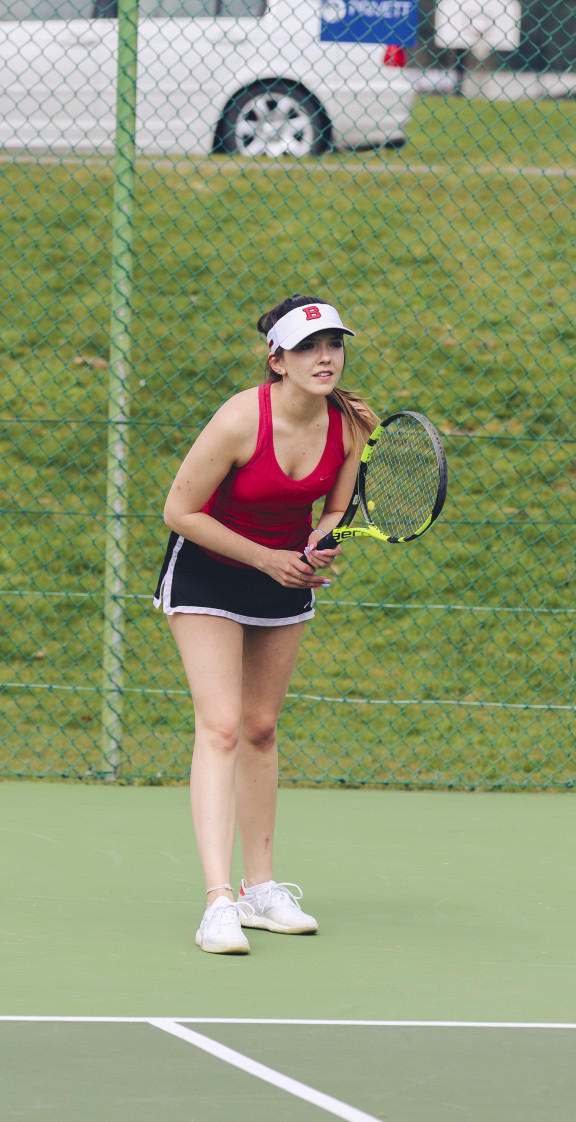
top-left (365, 417), bottom-right (440, 539)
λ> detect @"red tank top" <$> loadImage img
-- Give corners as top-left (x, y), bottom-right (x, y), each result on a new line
top-left (202, 383), bottom-right (345, 567)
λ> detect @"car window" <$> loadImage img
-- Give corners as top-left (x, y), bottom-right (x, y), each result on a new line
top-left (0, 0), bottom-right (266, 17)
top-left (0, 1), bottom-right (93, 16)
top-left (135, 0), bottom-right (267, 14)
top-left (217, 0), bottom-right (266, 14)
top-left (136, 0), bottom-right (218, 15)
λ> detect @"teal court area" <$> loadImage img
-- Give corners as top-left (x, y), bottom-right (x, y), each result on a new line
top-left (1, 783), bottom-right (575, 1120)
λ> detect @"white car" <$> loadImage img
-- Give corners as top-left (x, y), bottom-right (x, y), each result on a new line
top-left (0, 0), bottom-right (416, 158)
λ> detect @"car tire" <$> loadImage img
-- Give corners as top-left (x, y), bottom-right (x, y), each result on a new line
top-left (218, 81), bottom-right (330, 158)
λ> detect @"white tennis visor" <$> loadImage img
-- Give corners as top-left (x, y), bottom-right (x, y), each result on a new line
top-left (266, 303), bottom-right (355, 353)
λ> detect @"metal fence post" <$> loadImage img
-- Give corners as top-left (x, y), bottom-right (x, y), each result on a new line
top-left (99, 0), bottom-right (139, 779)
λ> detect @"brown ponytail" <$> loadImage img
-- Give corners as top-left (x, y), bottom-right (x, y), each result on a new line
top-left (256, 294), bottom-right (378, 447)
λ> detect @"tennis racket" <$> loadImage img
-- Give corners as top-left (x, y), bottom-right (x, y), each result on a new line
top-left (302, 410), bottom-right (447, 558)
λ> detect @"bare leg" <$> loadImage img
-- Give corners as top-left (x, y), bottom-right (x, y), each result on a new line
top-left (168, 613), bottom-right (243, 906)
top-left (236, 621), bottom-right (306, 888)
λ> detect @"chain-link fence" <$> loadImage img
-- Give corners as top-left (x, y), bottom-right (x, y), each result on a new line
top-left (1, 0), bottom-right (574, 788)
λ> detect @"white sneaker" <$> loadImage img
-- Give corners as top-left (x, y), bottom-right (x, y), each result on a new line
top-left (195, 896), bottom-right (251, 954)
top-left (237, 879), bottom-right (318, 935)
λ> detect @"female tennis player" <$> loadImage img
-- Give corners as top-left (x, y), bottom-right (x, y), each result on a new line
top-left (154, 294), bottom-right (377, 954)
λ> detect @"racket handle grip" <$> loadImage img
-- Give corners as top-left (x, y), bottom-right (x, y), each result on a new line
top-left (299, 531), bottom-right (337, 566)
top-left (316, 531), bottom-right (336, 550)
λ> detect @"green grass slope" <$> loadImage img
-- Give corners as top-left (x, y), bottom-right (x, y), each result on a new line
top-left (1, 97), bottom-right (574, 788)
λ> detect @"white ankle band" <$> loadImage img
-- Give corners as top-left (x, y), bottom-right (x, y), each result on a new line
top-left (206, 883), bottom-right (233, 895)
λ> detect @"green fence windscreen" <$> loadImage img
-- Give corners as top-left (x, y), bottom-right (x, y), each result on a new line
top-left (1, 0), bottom-right (574, 788)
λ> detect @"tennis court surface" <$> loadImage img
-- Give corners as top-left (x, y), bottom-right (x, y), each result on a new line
top-left (2, 783), bottom-right (575, 1121)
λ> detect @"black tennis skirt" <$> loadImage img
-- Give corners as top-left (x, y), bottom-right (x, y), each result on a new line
top-left (153, 533), bottom-right (315, 627)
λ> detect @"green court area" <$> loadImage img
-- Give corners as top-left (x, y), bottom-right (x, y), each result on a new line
top-left (1, 783), bottom-right (575, 1120)
top-left (2, 1019), bottom-right (575, 1122)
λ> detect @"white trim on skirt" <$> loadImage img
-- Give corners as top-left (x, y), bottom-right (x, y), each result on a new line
top-left (152, 602), bottom-right (315, 626)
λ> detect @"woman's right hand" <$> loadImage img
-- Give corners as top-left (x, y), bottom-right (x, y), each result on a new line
top-left (261, 549), bottom-right (334, 589)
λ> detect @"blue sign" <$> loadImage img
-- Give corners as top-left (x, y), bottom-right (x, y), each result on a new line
top-left (320, 0), bottom-right (419, 47)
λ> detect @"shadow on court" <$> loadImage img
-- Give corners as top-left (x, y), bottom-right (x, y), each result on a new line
top-left (1, 783), bottom-right (575, 1120)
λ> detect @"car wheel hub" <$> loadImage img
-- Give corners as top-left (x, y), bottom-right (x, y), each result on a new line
top-left (234, 93), bottom-right (315, 158)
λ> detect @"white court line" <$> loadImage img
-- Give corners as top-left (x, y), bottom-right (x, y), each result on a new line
top-left (176, 1019), bottom-right (576, 1029)
top-left (148, 1017), bottom-right (380, 1122)
top-left (1, 1016), bottom-right (575, 1028)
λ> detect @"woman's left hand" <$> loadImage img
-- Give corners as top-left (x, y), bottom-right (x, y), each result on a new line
top-left (303, 542), bottom-right (341, 570)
